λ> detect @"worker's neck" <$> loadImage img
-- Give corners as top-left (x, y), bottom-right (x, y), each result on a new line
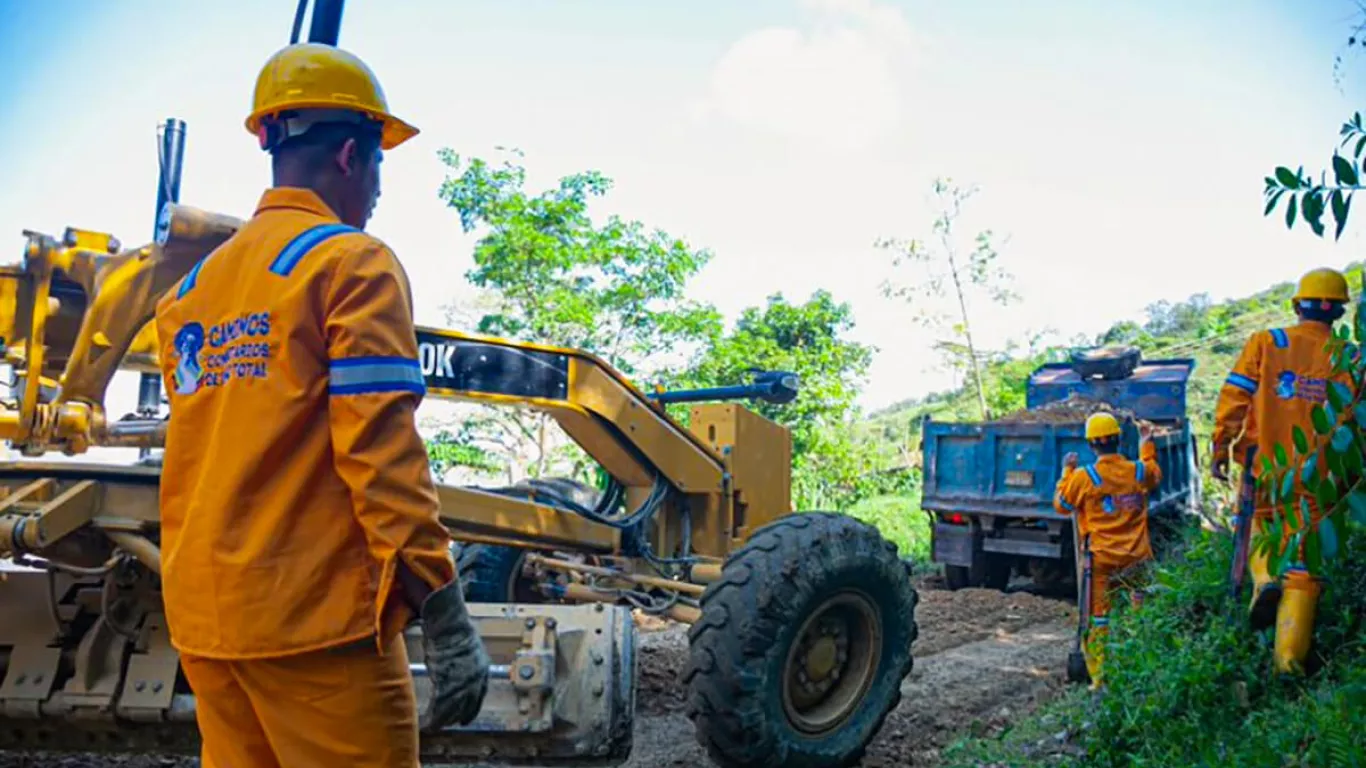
top-left (272, 170), bottom-right (346, 220)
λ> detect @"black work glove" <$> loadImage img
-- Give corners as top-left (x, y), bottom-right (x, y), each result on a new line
top-left (418, 579), bottom-right (490, 732)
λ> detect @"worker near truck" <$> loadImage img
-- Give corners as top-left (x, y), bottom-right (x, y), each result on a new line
top-left (1211, 266), bottom-right (1352, 675)
top-left (154, 43), bottom-right (489, 767)
top-left (1054, 412), bottom-right (1163, 689)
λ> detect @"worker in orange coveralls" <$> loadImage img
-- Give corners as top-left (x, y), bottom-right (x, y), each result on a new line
top-left (154, 42), bottom-right (489, 767)
top-left (1211, 267), bottom-right (1352, 675)
top-left (1054, 412), bottom-right (1162, 689)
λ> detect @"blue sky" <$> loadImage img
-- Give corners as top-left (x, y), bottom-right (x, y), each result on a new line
top-left (1, 0), bottom-right (1362, 420)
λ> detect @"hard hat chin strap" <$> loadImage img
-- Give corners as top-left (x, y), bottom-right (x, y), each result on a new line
top-left (258, 108), bottom-right (381, 151)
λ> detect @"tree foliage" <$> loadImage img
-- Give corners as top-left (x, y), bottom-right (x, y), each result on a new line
top-left (431, 148), bottom-right (722, 481)
top-left (875, 178), bottom-right (1016, 419)
top-left (676, 290), bottom-right (903, 509)
top-left (438, 147), bottom-right (721, 376)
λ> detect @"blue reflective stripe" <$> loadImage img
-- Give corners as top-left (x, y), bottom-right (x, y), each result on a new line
top-left (328, 356), bottom-right (425, 396)
top-left (1225, 372), bottom-right (1258, 394)
top-left (1090, 616), bottom-right (1109, 627)
top-left (177, 259), bottom-right (207, 299)
top-left (269, 223), bottom-right (363, 276)
top-left (1270, 328), bottom-right (1289, 348)
top-left (1056, 495), bottom-right (1074, 512)
top-left (1135, 460), bottom-right (1145, 482)
top-left (1084, 465), bottom-right (1102, 486)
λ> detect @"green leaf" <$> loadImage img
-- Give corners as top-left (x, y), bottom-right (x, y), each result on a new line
top-left (1356, 134), bottom-right (1366, 160)
top-left (1328, 442), bottom-right (1346, 479)
top-left (1316, 477), bottom-right (1339, 511)
top-left (1304, 190), bottom-right (1323, 231)
top-left (1275, 166), bottom-right (1301, 187)
top-left (1320, 517), bottom-right (1340, 562)
top-left (1286, 193), bottom-right (1298, 228)
top-left (1354, 402), bottom-right (1366, 430)
top-left (1301, 452), bottom-right (1320, 487)
top-left (1351, 488), bottom-right (1366, 526)
top-left (1292, 425), bottom-right (1310, 455)
top-left (1333, 190), bottom-right (1352, 240)
top-left (1312, 405), bottom-right (1333, 435)
top-left (1334, 154), bottom-right (1360, 185)
top-left (1280, 469), bottom-right (1295, 502)
top-left (1347, 441), bottom-right (1365, 476)
top-left (1332, 425), bottom-right (1356, 454)
top-left (1329, 381), bottom-right (1354, 411)
top-left (1261, 455), bottom-right (1276, 477)
top-left (1305, 527), bottom-right (1323, 574)
top-left (1265, 189), bottom-right (1286, 217)
top-left (1274, 442), bottom-right (1289, 467)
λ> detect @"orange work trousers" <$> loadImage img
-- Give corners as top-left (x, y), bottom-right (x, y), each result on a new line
top-left (1089, 555), bottom-right (1151, 617)
top-left (181, 634), bottom-right (420, 768)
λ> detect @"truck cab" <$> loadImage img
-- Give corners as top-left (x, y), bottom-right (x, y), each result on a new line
top-left (920, 349), bottom-right (1200, 592)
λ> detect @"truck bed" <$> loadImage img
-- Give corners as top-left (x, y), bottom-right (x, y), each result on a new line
top-left (920, 419), bottom-right (1195, 520)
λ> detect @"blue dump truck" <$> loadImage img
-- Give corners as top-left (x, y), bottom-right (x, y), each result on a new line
top-left (921, 348), bottom-right (1201, 591)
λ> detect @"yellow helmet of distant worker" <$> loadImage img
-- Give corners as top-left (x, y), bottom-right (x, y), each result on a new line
top-left (245, 43), bottom-right (418, 152)
top-left (1085, 412), bottom-right (1121, 441)
top-left (1293, 267), bottom-right (1350, 303)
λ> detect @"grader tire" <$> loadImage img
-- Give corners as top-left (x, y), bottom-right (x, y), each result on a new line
top-left (684, 512), bottom-right (919, 768)
top-left (456, 543), bottom-right (546, 604)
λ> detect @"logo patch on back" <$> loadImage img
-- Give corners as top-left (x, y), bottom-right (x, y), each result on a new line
top-left (172, 322), bottom-right (206, 395)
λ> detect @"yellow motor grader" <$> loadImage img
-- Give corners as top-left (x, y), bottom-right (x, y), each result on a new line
top-left (0, 6), bottom-right (919, 767)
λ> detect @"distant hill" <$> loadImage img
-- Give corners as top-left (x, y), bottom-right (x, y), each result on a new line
top-left (857, 261), bottom-right (1366, 466)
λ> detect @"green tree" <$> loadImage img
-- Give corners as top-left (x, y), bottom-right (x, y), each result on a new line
top-left (875, 177), bottom-right (1017, 419)
top-left (678, 290), bottom-right (890, 509)
top-left (430, 147), bottom-right (723, 481)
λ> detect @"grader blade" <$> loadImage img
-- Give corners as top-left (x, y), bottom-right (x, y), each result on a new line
top-left (0, 564), bottom-right (635, 765)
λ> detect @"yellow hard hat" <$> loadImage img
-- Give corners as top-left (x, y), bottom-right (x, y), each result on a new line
top-left (1293, 267), bottom-right (1349, 303)
top-left (246, 43), bottom-right (418, 151)
top-left (1085, 412), bottom-right (1121, 441)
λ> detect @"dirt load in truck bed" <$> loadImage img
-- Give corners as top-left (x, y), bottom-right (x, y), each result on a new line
top-left (990, 393), bottom-right (1168, 433)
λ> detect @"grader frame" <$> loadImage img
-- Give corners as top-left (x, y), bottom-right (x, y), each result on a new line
top-left (0, 128), bottom-right (918, 768)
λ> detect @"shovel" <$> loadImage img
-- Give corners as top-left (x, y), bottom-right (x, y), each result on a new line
top-left (1227, 446), bottom-right (1258, 601)
top-left (1067, 531), bottom-right (1093, 685)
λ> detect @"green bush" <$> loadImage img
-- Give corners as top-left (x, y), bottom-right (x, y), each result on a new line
top-left (945, 523), bottom-right (1366, 767)
top-left (847, 493), bottom-right (931, 563)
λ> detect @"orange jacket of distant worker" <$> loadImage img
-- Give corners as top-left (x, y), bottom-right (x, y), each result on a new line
top-left (155, 187), bottom-right (455, 660)
top-left (1211, 322), bottom-right (1350, 519)
top-left (1053, 440), bottom-right (1162, 568)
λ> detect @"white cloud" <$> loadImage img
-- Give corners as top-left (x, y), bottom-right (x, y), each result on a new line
top-left (690, 0), bottom-right (919, 152)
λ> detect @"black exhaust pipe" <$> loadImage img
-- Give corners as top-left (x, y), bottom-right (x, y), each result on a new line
top-left (307, 0), bottom-right (345, 46)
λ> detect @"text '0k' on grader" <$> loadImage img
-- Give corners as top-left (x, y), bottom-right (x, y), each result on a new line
top-left (0, 44), bottom-right (918, 768)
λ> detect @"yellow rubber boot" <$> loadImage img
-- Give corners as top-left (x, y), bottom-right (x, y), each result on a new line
top-left (1273, 568), bottom-right (1321, 677)
top-left (1248, 518), bottom-right (1281, 631)
top-left (1084, 617), bottom-right (1108, 690)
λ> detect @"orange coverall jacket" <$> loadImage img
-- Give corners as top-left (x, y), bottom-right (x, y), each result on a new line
top-left (1212, 321), bottom-right (1349, 519)
top-left (154, 187), bottom-right (455, 660)
top-left (1053, 441), bottom-right (1162, 569)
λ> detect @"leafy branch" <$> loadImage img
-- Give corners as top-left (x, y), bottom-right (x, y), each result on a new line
top-left (1264, 112), bottom-right (1366, 240)
top-left (1251, 308), bottom-right (1366, 578)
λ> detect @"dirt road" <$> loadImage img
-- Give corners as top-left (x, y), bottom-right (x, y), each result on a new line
top-left (0, 577), bottom-right (1077, 768)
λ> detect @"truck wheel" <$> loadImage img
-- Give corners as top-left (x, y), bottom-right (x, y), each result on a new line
top-left (982, 556), bottom-right (1012, 592)
top-left (684, 512), bottom-right (919, 768)
top-left (944, 565), bottom-right (974, 590)
top-left (455, 543), bottom-right (546, 603)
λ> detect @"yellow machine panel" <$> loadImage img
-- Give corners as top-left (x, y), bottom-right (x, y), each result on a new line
top-left (689, 403), bottom-right (794, 547)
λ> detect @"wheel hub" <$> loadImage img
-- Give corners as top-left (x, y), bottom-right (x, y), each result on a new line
top-left (782, 591), bottom-right (882, 736)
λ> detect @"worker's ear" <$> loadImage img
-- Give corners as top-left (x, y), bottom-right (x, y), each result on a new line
top-left (334, 138), bottom-right (356, 177)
